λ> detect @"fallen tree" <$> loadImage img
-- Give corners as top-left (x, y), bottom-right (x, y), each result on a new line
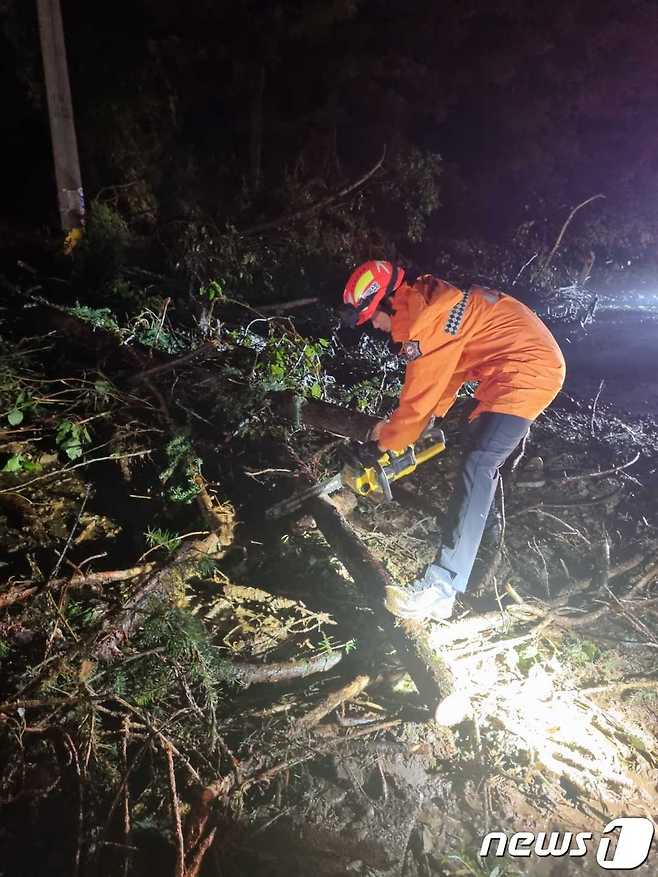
top-left (308, 495), bottom-right (456, 716)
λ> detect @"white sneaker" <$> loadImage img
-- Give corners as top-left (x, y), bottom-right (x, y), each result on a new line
top-left (385, 567), bottom-right (457, 622)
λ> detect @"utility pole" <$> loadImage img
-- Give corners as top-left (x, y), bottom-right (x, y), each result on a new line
top-left (36, 0), bottom-right (85, 233)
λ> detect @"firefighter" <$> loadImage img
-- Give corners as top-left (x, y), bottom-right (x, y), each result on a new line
top-left (341, 261), bottom-right (566, 621)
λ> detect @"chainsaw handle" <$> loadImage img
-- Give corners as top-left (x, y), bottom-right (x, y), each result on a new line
top-left (375, 463), bottom-right (393, 501)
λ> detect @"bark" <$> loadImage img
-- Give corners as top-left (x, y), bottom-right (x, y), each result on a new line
top-left (234, 649), bottom-right (343, 687)
top-left (270, 391), bottom-right (381, 441)
top-left (308, 495), bottom-right (455, 713)
top-left (184, 775), bottom-right (233, 856)
top-left (294, 673), bottom-right (372, 733)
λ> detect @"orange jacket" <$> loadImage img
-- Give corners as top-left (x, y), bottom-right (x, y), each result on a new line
top-left (378, 276), bottom-right (566, 451)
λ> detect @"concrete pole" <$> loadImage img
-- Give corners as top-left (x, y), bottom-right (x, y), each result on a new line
top-left (36, 0), bottom-right (85, 231)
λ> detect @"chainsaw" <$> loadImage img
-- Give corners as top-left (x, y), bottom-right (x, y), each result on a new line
top-left (265, 430), bottom-right (446, 520)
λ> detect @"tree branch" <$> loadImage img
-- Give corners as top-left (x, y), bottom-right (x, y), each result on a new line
top-left (538, 193), bottom-right (605, 279)
top-left (241, 147), bottom-right (386, 236)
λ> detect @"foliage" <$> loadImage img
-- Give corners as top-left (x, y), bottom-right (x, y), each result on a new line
top-left (209, 320), bottom-right (335, 438)
top-left (178, 222), bottom-right (273, 299)
top-left (126, 304), bottom-right (183, 354)
top-left (71, 202), bottom-right (131, 291)
top-left (5, 390), bottom-right (37, 426)
top-left (145, 527), bottom-right (182, 554)
top-left (1, 452), bottom-right (41, 474)
top-left (159, 433), bottom-right (201, 503)
top-left (109, 603), bottom-right (238, 711)
top-left (559, 633), bottom-right (601, 667)
top-left (68, 297), bottom-right (183, 353)
top-left (234, 321), bottom-right (330, 398)
top-left (55, 419), bottom-right (92, 461)
top-left (318, 632), bottom-right (357, 655)
top-left (200, 279), bottom-right (228, 303)
top-left (383, 145), bottom-right (443, 243)
top-left (67, 303), bottom-right (121, 334)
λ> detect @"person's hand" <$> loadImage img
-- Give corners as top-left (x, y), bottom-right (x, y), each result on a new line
top-left (350, 440), bottom-right (382, 468)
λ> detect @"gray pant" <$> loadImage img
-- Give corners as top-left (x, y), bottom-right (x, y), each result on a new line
top-left (435, 412), bottom-right (531, 593)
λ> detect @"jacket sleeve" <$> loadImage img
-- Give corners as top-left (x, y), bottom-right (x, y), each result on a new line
top-left (378, 332), bottom-right (468, 451)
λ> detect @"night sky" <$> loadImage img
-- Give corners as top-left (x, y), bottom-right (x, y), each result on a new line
top-left (2, 0), bottom-right (658, 274)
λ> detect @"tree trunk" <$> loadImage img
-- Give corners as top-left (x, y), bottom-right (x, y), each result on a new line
top-left (269, 392), bottom-right (380, 442)
top-left (308, 495), bottom-right (454, 713)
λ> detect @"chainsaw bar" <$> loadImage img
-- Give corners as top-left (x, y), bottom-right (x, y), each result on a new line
top-left (265, 472), bottom-right (344, 519)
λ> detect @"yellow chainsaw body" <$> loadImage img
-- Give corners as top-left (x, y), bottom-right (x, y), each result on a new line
top-left (342, 438), bottom-right (446, 497)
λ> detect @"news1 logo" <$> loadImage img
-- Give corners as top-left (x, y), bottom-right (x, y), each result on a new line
top-left (480, 817), bottom-right (655, 869)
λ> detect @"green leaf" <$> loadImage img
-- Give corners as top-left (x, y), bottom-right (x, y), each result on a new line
top-left (7, 408), bottom-right (23, 426)
top-left (2, 454), bottom-right (23, 473)
top-left (65, 445), bottom-right (83, 460)
top-left (310, 382), bottom-right (322, 398)
top-left (56, 420), bottom-right (73, 441)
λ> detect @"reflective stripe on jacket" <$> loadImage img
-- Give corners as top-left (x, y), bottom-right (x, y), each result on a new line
top-left (377, 276), bottom-right (566, 452)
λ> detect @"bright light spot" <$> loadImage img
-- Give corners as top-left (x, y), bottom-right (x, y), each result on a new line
top-left (428, 628), bottom-right (657, 811)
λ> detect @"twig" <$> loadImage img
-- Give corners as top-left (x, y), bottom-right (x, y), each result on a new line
top-left (234, 650), bottom-right (343, 687)
top-left (50, 485), bottom-right (92, 581)
top-left (590, 379), bottom-right (605, 436)
top-left (258, 296), bottom-right (319, 313)
top-left (112, 696), bottom-right (203, 785)
top-left (559, 451), bottom-right (640, 483)
top-left (184, 775), bottom-right (233, 855)
top-left (128, 341), bottom-right (220, 384)
top-left (184, 827), bottom-right (217, 877)
top-left (511, 508), bottom-right (590, 543)
top-left (63, 731), bottom-right (83, 877)
top-left (538, 194), bottom-right (605, 278)
top-left (626, 558), bottom-right (658, 600)
top-left (581, 679), bottom-right (658, 695)
top-left (0, 695), bottom-right (86, 715)
top-left (138, 530), bottom-right (209, 562)
top-left (0, 563), bottom-right (158, 612)
top-left (294, 674), bottom-right (372, 733)
top-left (100, 708), bottom-right (192, 848)
top-left (242, 147), bottom-right (386, 235)
top-left (0, 449), bottom-right (152, 495)
top-left (121, 716), bottom-right (131, 877)
top-left (152, 297), bottom-right (171, 350)
top-left (244, 467), bottom-right (292, 478)
top-left (164, 741), bottom-right (185, 877)
top-left (606, 585), bottom-right (658, 645)
top-left (512, 252), bottom-right (539, 287)
top-left (43, 486), bottom-right (93, 661)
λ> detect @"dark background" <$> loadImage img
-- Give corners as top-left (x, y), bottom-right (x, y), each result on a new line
top-left (2, 0), bottom-right (658, 297)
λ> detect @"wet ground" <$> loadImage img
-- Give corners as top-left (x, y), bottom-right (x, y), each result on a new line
top-left (555, 309), bottom-right (658, 416)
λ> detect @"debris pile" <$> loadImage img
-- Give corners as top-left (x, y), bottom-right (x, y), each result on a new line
top-left (1, 283), bottom-right (656, 876)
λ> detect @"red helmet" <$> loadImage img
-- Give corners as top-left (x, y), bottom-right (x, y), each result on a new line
top-left (342, 260), bottom-right (405, 326)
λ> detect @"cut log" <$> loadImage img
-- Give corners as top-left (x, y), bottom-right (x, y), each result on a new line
top-left (294, 673), bottom-right (372, 732)
top-left (234, 650), bottom-right (343, 687)
top-left (269, 392), bottom-right (381, 442)
top-left (308, 495), bottom-right (454, 714)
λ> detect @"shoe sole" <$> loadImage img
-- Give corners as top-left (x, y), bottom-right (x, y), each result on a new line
top-left (385, 586), bottom-right (453, 622)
